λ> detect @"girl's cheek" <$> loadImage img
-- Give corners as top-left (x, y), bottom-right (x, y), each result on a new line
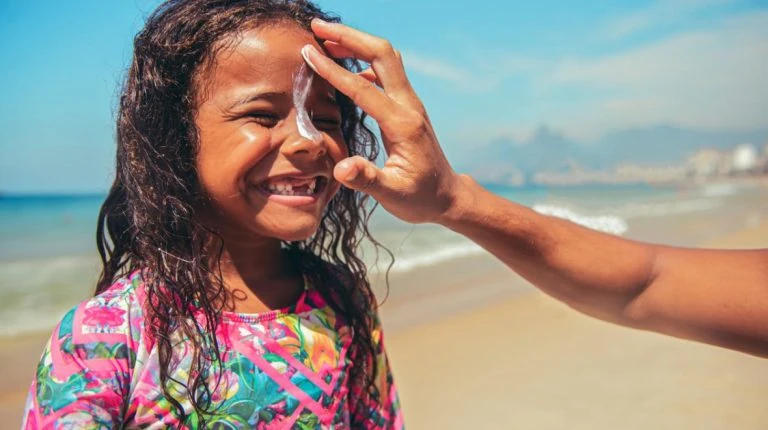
top-left (196, 125), bottom-right (274, 196)
top-left (217, 126), bottom-right (276, 187)
top-left (230, 126), bottom-right (275, 167)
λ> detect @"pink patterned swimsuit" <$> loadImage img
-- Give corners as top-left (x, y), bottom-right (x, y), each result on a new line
top-left (22, 272), bottom-right (403, 429)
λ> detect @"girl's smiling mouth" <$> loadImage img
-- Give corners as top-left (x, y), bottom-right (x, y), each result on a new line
top-left (254, 174), bottom-right (329, 206)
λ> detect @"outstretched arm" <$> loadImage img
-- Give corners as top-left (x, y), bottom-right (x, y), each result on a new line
top-left (443, 177), bottom-right (768, 357)
top-left (303, 19), bottom-right (768, 358)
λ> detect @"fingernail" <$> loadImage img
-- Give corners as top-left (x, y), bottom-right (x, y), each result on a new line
top-left (301, 45), bottom-right (318, 71)
top-left (338, 160), bottom-right (357, 181)
top-left (311, 17), bottom-right (329, 26)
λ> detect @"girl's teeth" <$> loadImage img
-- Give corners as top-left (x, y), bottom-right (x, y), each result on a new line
top-left (265, 178), bottom-right (318, 196)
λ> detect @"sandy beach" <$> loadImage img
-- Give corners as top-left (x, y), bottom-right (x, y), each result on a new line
top-left (2, 200), bottom-right (767, 428)
top-left (0, 335), bottom-right (47, 425)
top-left (383, 220), bottom-right (768, 430)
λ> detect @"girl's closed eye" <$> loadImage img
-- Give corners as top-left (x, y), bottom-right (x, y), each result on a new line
top-left (312, 116), bottom-right (341, 131)
top-left (311, 110), bottom-right (342, 131)
top-left (247, 111), bottom-right (280, 128)
top-left (244, 110), bottom-right (340, 130)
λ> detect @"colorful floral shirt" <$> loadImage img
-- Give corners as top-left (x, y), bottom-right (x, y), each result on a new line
top-left (22, 272), bottom-right (403, 429)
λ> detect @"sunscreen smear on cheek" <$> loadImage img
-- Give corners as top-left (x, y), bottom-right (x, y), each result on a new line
top-left (293, 63), bottom-right (323, 143)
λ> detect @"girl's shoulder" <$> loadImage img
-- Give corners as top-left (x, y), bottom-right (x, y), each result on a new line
top-left (89, 270), bottom-right (146, 307)
top-left (55, 271), bottom-right (148, 348)
top-left (24, 273), bottom-right (148, 427)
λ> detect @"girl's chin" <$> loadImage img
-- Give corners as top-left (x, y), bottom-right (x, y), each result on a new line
top-left (258, 219), bottom-right (321, 242)
top-left (273, 228), bottom-right (318, 242)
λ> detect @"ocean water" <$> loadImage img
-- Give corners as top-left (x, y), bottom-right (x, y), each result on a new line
top-left (0, 183), bottom-right (764, 337)
top-left (0, 195), bottom-right (104, 336)
top-left (364, 182), bottom-right (765, 274)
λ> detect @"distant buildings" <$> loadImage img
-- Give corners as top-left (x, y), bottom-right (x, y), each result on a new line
top-left (471, 140), bottom-right (768, 187)
top-left (686, 148), bottom-right (723, 178)
top-left (531, 162), bottom-right (687, 186)
top-left (686, 142), bottom-right (767, 180)
top-left (527, 141), bottom-right (768, 186)
top-left (613, 164), bottom-right (687, 184)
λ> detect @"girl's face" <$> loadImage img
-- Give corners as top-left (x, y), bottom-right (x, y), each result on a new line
top-left (194, 23), bottom-right (347, 243)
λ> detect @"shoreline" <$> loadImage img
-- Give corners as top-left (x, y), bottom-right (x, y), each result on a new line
top-left (374, 253), bottom-right (533, 333)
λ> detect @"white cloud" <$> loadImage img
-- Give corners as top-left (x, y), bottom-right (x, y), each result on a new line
top-left (401, 51), bottom-right (471, 85)
top-left (541, 11), bottom-right (768, 139)
top-left (401, 49), bottom-right (541, 93)
top-left (399, 9), bottom-right (767, 144)
top-left (452, 123), bottom-right (537, 146)
top-left (602, 0), bottom-right (738, 40)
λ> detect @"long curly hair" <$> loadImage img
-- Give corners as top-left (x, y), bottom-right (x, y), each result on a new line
top-left (95, 0), bottom-right (385, 426)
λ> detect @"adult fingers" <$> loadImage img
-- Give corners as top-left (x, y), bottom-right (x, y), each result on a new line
top-left (310, 19), bottom-right (412, 99)
top-left (322, 41), bottom-right (354, 59)
top-left (333, 156), bottom-right (387, 195)
top-left (321, 41), bottom-right (383, 87)
top-left (319, 42), bottom-right (380, 85)
top-left (302, 45), bottom-right (399, 139)
top-left (358, 68), bottom-right (380, 86)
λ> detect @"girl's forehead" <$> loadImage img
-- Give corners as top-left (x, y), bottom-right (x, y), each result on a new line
top-left (203, 24), bottom-right (321, 98)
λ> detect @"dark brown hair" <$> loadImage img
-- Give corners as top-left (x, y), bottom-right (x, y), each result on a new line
top-left (96, 0), bottom-right (384, 426)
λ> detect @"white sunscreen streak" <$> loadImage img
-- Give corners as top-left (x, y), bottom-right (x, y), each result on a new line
top-left (293, 63), bottom-right (323, 143)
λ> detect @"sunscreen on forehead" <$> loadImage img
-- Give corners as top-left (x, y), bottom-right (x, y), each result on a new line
top-left (293, 63), bottom-right (323, 143)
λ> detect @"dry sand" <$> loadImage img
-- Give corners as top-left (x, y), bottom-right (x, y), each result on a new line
top-left (0, 334), bottom-right (47, 427)
top-left (384, 222), bottom-right (768, 429)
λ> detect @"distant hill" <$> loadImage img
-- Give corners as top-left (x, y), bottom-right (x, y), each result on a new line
top-left (455, 124), bottom-right (768, 184)
top-left (595, 125), bottom-right (768, 165)
top-left (456, 125), bottom-right (596, 181)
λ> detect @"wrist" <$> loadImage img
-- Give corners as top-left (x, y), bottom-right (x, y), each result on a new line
top-left (436, 173), bottom-right (482, 229)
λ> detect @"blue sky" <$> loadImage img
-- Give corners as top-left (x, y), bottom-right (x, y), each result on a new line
top-left (1, 0), bottom-right (766, 193)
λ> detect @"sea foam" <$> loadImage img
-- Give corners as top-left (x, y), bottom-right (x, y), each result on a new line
top-left (533, 204), bottom-right (629, 235)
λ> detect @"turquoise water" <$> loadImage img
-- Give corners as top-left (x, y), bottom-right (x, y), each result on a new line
top-left (0, 195), bottom-right (103, 261)
top-left (0, 183), bottom-right (668, 261)
top-left (0, 182), bottom-right (755, 337)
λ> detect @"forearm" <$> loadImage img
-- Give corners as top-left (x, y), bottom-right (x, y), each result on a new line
top-left (439, 175), bottom-right (658, 322)
top-left (439, 175), bottom-right (768, 357)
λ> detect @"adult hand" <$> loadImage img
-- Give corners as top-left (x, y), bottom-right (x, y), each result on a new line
top-left (301, 19), bottom-right (465, 224)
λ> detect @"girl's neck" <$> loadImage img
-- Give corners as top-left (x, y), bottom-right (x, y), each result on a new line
top-left (217, 238), bottom-right (303, 314)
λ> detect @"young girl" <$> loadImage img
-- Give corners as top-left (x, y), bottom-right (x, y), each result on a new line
top-left (22, 0), bottom-right (402, 428)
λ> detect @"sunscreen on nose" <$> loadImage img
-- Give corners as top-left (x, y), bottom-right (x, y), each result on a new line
top-left (293, 63), bottom-right (323, 143)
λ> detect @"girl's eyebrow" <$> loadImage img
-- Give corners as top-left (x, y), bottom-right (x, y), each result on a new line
top-left (227, 90), bottom-right (290, 110)
top-left (226, 91), bottom-right (337, 110)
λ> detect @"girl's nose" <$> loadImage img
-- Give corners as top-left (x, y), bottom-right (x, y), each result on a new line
top-left (279, 131), bottom-right (327, 159)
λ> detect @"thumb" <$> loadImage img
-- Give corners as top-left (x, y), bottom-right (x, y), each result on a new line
top-left (333, 156), bottom-right (384, 194)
